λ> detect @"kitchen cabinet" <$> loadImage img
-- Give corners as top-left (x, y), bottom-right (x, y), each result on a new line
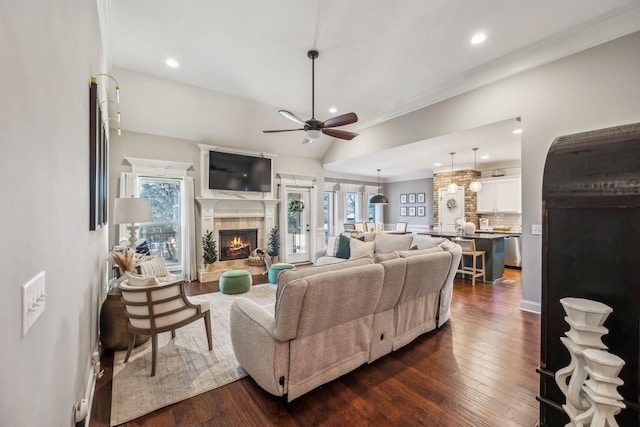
top-left (476, 177), bottom-right (521, 213)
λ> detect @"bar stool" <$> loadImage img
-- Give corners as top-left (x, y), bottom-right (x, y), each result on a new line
top-left (454, 238), bottom-right (486, 286)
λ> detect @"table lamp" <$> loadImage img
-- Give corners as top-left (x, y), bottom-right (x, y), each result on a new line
top-left (113, 197), bottom-right (152, 248)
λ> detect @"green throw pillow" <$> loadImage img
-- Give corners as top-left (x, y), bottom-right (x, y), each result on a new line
top-left (336, 234), bottom-right (351, 259)
top-left (410, 245), bottom-right (418, 250)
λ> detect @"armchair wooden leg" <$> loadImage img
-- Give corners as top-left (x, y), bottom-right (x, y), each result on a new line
top-left (171, 330), bottom-right (176, 339)
top-left (151, 334), bottom-right (158, 377)
top-left (124, 333), bottom-right (135, 363)
top-left (204, 311), bottom-right (213, 351)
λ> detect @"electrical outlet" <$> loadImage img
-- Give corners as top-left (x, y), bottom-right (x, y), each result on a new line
top-left (531, 224), bottom-right (543, 235)
top-left (22, 271), bottom-right (46, 337)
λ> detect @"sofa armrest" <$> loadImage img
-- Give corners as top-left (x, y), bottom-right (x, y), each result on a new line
top-left (230, 298), bottom-right (289, 397)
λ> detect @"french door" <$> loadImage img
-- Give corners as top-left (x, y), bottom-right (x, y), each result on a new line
top-left (285, 187), bottom-right (312, 263)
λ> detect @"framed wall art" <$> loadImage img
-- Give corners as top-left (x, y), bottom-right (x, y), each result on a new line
top-left (408, 193), bottom-right (416, 203)
top-left (400, 194), bottom-right (407, 204)
top-left (417, 206), bottom-right (425, 216)
top-left (409, 206), bottom-right (416, 216)
top-left (400, 207), bottom-right (407, 216)
top-left (89, 81), bottom-right (108, 231)
top-left (417, 193), bottom-right (425, 203)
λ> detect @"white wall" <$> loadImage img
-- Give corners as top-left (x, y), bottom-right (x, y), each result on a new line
top-left (0, 1), bottom-right (107, 425)
top-left (323, 31), bottom-right (640, 312)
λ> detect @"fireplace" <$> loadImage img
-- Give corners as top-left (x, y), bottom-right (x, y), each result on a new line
top-left (219, 229), bottom-right (258, 261)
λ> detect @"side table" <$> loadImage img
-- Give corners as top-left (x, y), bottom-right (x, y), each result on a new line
top-left (99, 287), bottom-right (150, 350)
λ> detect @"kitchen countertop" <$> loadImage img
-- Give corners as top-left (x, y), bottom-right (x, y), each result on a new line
top-left (478, 229), bottom-right (522, 236)
top-left (418, 231), bottom-right (507, 240)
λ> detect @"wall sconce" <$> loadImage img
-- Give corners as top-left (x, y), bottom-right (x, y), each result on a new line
top-left (92, 74), bottom-right (120, 103)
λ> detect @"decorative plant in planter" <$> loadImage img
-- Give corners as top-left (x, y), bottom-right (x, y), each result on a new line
top-left (202, 230), bottom-right (218, 271)
top-left (267, 226), bottom-right (280, 262)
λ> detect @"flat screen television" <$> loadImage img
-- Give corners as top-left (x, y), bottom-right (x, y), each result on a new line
top-left (208, 151), bottom-right (272, 192)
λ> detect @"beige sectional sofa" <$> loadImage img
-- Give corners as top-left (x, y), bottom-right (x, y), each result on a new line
top-left (229, 235), bottom-right (461, 401)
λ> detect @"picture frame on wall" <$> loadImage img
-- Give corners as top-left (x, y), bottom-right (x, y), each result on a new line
top-left (417, 193), bottom-right (425, 203)
top-left (417, 206), bottom-right (425, 216)
top-left (400, 207), bottom-right (407, 216)
top-left (400, 194), bottom-right (407, 204)
top-left (408, 193), bottom-right (416, 203)
top-left (409, 207), bottom-right (416, 216)
top-left (89, 81), bottom-right (108, 231)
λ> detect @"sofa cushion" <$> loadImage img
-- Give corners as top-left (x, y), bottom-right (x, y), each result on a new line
top-left (350, 239), bottom-right (375, 259)
top-left (410, 235), bottom-right (446, 250)
top-left (374, 233), bottom-right (414, 253)
top-left (276, 257), bottom-right (374, 314)
top-left (137, 257), bottom-right (169, 277)
top-left (398, 247), bottom-right (444, 258)
top-left (373, 251), bottom-right (400, 263)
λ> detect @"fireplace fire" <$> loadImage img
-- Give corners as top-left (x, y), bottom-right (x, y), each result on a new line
top-left (219, 229), bottom-right (258, 261)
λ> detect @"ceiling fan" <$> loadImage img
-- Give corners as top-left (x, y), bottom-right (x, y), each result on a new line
top-left (263, 50), bottom-right (358, 144)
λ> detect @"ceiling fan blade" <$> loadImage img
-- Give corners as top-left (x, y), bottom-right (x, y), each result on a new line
top-left (322, 128), bottom-right (358, 140)
top-left (263, 128), bottom-right (304, 133)
top-left (279, 110), bottom-right (307, 126)
top-left (323, 112), bottom-right (358, 128)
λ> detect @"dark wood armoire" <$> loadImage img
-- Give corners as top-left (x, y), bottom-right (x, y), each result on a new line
top-left (538, 122), bottom-right (640, 426)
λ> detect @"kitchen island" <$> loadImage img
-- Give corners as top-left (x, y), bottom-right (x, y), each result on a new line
top-left (418, 231), bottom-right (506, 281)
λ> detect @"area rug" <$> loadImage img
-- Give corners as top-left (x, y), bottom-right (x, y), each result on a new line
top-left (110, 283), bottom-right (277, 426)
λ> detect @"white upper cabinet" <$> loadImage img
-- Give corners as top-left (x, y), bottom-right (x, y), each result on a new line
top-left (476, 177), bottom-right (521, 213)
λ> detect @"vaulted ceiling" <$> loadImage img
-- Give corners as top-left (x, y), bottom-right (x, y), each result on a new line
top-left (101, 0), bottom-right (640, 178)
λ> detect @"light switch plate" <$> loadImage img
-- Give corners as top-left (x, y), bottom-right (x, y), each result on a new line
top-left (531, 224), bottom-right (542, 235)
top-left (22, 271), bottom-right (46, 337)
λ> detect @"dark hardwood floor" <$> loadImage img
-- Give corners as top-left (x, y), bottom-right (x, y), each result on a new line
top-left (91, 268), bottom-right (540, 426)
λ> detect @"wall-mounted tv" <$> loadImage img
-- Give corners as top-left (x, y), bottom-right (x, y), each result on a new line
top-left (208, 151), bottom-right (272, 192)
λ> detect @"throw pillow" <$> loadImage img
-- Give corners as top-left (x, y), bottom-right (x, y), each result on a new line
top-left (335, 234), bottom-right (351, 259)
top-left (349, 239), bottom-right (375, 259)
top-left (326, 236), bottom-right (338, 257)
top-left (374, 232), bottom-right (414, 253)
top-left (410, 235), bottom-right (445, 250)
top-left (138, 257), bottom-right (169, 277)
top-left (125, 271), bottom-right (160, 287)
top-left (135, 240), bottom-right (151, 256)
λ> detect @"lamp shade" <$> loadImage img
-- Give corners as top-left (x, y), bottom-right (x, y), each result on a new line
top-left (370, 194), bottom-right (389, 205)
top-left (113, 197), bottom-right (152, 224)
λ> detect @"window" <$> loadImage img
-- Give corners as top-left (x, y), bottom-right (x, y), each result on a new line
top-left (138, 177), bottom-right (182, 270)
top-left (323, 191), bottom-right (336, 242)
top-left (345, 192), bottom-right (357, 223)
top-left (367, 193), bottom-right (378, 223)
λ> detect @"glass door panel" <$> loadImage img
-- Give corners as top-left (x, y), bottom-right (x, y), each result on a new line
top-left (287, 188), bottom-right (311, 263)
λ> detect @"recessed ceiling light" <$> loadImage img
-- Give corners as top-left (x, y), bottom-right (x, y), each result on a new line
top-left (512, 128), bottom-right (523, 134)
top-left (481, 155), bottom-right (490, 160)
top-left (328, 107), bottom-right (337, 114)
top-left (434, 162), bottom-right (442, 167)
top-left (470, 33), bottom-right (487, 45)
top-left (165, 58), bottom-right (179, 68)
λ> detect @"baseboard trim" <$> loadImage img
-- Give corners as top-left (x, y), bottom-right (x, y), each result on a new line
top-left (520, 299), bottom-right (541, 314)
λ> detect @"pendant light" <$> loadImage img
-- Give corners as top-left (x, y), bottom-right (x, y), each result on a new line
top-left (469, 147), bottom-right (482, 192)
top-left (370, 169), bottom-right (389, 204)
top-left (447, 152), bottom-right (458, 194)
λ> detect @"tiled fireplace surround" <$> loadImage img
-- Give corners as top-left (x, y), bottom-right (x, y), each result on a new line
top-left (196, 197), bottom-right (279, 282)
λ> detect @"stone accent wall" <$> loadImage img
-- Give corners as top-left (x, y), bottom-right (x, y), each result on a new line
top-left (433, 169), bottom-right (481, 227)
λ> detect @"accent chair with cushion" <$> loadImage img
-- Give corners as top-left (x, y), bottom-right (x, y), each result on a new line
top-left (118, 274), bottom-right (213, 376)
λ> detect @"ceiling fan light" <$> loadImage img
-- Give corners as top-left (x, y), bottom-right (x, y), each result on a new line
top-left (447, 183), bottom-right (458, 194)
top-left (305, 129), bottom-right (322, 141)
top-left (470, 180), bottom-right (482, 192)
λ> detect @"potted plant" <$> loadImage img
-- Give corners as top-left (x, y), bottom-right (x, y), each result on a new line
top-left (267, 226), bottom-right (280, 263)
top-left (202, 230), bottom-right (218, 271)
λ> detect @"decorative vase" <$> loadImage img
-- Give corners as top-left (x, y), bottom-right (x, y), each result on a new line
top-left (100, 287), bottom-right (150, 350)
top-left (463, 222), bottom-right (476, 235)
